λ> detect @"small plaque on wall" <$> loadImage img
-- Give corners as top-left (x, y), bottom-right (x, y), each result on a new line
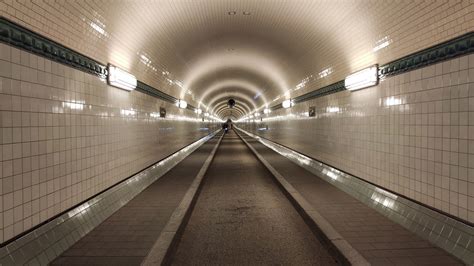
top-left (309, 106), bottom-right (316, 117)
top-left (160, 107), bottom-right (166, 118)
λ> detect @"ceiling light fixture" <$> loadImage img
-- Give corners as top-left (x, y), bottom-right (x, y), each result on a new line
top-left (344, 65), bottom-right (379, 91)
top-left (282, 99), bottom-right (293, 109)
top-left (107, 64), bottom-right (137, 91)
top-left (176, 100), bottom-right (187, 109)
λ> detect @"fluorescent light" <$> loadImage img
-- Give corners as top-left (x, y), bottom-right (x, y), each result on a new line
top-left (107, 64), bottom-right (137, 91)
top-left (344, 65), bottom-right (378, 91)
top-left (176, 100), bottom-right (187, 109)
top-left (282, 99), bottom-right (293, 108)
top-left (263, 108), bottom-right (271, 114)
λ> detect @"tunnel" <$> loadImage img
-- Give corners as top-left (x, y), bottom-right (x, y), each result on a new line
top-left (0, 1), bottom-right (473, 265)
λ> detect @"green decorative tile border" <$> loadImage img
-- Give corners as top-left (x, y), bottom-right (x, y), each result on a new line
top-left (136, 81), bottom-right (197, 112)
top-left (0, 17), bottom-right (106, 78)
top-left (271, 31), bottom-right (474, 110)
top-left (293, 80), bottom-right (345, 104)
top-left (380, 31), bottom-right (474, 77)
top-left (0, 17), bottom-right (198, 111)
top-left (136, 81), bottom-right (178, 104)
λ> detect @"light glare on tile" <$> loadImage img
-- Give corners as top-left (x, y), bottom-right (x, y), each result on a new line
top-left (150, 112), bottom-right (160, 118)
top-left (120, 109), bottom-right (136, 116)
top-left (344, 65), bottom-right (378, 91)
top-left (90, 22), bottom-right (106, 36)
top-left (384, 97), bottom-right (402, 106)
top-left (318, 67), bottom-right (333, 78)
top-left (326, 171), bottom-right (338, 180)
top-left (63, 100), bottom-right (85, 110)
top-left (373, 36), bottom-right (392, 52)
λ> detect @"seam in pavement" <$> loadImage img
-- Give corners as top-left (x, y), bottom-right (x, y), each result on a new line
top-left (235, 129), bottom-right (370, 266)
top-left (142, 132), bottom-right (225, 266)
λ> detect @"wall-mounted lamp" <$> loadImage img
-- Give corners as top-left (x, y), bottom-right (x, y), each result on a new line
top-left (263, 108), bottom-right (271, 114)
top-left (254, 112), bottom-right (261, 117)
top-left (107, 64), bottom-right (137, 91)
top-left (195, 108), bottom-right (202, 114)
top-left (344, 65), bottom-right (378, 91)
top-left (204, 112), bottom-right (210, 117)
top-left (176, 99), bottom-right (187, 109)
top-left (282, 99), bottom-right (293, 108)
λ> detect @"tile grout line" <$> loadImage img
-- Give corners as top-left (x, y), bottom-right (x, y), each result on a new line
top-left (141, 131), bottom-right (225, 266)
top-left (235, 129), bottom-right (370, 266)
top-left (236, 125), bottom-right (473, 264)
top-left (6, 130), bottom-right (222, 265)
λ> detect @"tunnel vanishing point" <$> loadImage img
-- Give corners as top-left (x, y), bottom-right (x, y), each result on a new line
top-left (0, 1), bottom-right (474, 265)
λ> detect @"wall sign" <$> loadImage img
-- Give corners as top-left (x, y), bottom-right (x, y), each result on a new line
top-left (160, 107), bottom-right (166, 118)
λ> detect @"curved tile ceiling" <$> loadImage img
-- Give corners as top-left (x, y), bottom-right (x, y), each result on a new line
top-left (3, 0), bottom-right (472, 119)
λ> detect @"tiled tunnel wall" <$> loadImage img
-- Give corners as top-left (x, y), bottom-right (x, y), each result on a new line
top-left (0, 43), bottom-right (219, 243)
top-left (238, 53), bottom-right (474, 224)
top-left (2, 1), bottom-right (474, 104)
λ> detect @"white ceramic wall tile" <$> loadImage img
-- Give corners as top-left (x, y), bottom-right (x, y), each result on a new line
top-left (0, 43), bottom-right (219, 243)
top-left (239, 53), bottom-right (474, 223)
top-left (1, 1), bottom-right (473, 112)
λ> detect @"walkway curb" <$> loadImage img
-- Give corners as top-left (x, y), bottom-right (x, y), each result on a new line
top-left (142, 132), bottom-right (225, 266)
top-left (235, 129), bottom-right (370, 266)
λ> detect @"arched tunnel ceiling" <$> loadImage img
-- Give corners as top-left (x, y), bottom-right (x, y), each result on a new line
top-left (212, 99), bottom-right (252, 115)
top-left (4, 0), bottom-right (470, 119)
top-left (214, 102), bottom-right (247, 117)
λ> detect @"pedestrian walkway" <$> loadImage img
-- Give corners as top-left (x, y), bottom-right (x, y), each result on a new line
top-left (239, 132), bottom-right (462, 266)
top-left (169, 130), bottom-right (337, 265)
top-left (51, 135), bottom-right (222, 265)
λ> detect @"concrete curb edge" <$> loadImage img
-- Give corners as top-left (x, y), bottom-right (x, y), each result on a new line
top-left (142, 132), bottom-right (225, 266)
top-left (235, 129), bottom-right (370, 266)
